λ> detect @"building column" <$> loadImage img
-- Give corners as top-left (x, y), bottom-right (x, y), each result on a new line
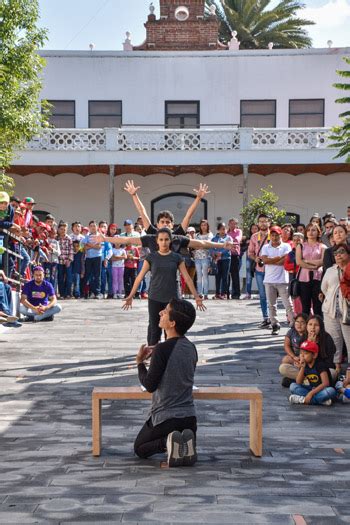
top-left (109, 165), bottom-right (115, 224)
top-left (242, 164), bottom-right (249, 209)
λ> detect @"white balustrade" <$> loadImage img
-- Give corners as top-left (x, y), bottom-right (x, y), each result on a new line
top-left (26, 127), bottom-right (333, 152)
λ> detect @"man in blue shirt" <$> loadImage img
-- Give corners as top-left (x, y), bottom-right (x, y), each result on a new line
top-left (81, 220), bottom-right (103, 299)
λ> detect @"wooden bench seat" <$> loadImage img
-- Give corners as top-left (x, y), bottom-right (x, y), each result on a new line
top-left (92, 386), bottom-right (263, 458)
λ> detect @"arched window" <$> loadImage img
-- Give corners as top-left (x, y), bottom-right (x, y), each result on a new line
top-left (151, 193), bottom-right (207, 228)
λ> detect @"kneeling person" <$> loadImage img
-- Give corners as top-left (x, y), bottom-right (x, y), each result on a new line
top-left (134, 299), bottom-right (198, 467)
top-left (20, 266), bottom-right (62, 322)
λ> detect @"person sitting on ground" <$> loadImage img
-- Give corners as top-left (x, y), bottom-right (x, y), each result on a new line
top-left (279, 313), bottom-right (308, 387)
top-left (124, 179), bottom-right (210, 236)
top-left (335, 367), bottom-right (350, 403)
top-left (134, 298), bottom-right (198, 467)
top-left (20, 266), bottom-right (62, 322)
top-left (0, 270), bottom-right (20, 326)
top-left (289, 340), bottom-right (337, 406)
top-left (306, 314), bottom-right (337, 381)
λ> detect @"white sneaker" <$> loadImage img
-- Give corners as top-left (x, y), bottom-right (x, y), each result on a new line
top-left (322, 399), bottom-right (332, 406)
top-left (113, 294), bottom-right (118, 299)
top-left (289, 394), bottom-right (305, 405)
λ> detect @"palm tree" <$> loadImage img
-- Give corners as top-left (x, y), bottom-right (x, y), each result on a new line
top-left (206, 0), bottom-right (314, 49)
top-left (330, 56), bottom-right (350, 162)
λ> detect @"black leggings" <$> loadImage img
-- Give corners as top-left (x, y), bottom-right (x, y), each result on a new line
top-left (299, 279), bottom-right (323, 317)
top-left (134, 416), bottom-right (197, 458)
top-left (147, 298), bottom-right (168, 345)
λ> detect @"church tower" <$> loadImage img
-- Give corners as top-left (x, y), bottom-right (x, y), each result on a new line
top-left (133, 1), bottom-right (221, 51)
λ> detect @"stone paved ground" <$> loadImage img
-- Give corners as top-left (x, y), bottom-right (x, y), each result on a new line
top-left (0, 298), bottom-right (349, 524)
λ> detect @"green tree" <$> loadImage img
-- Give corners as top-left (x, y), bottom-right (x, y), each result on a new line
top-left (240, 186), bottom-right (288, 235)
top-left (330, 56), bottom-right (350, 163)
top-left (0, 0), bottom-right (48, 191)
top-left (206, 0), bottom-right (314, 49)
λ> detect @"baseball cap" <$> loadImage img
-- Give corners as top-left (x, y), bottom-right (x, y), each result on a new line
top-left (0, 191), bottom-right (10, 204)
top-left (109, 223), bottom-right (118, 228)
top-left (270, 226), bottom-right (282, 235)
top-left (187, 227), bottom-right (196, 233)
top-left (11, 195), bottom-right (21, 203)
top-left (300, 340), bottom-right (319, 354)
top-left (124, 219), bottom-right (133, 226)
top-left (22, 197), bottom-right (36, 204)
top-left (33, 265), bottom-right (44, 273)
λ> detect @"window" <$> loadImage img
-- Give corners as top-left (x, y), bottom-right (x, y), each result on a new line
top-left (151, 193), bottom-right (207, 227)
top-left (165, 101), bottom-right (200, 128)
top-left (89, 101), bottom-right (122, 128)
top-left (289, 99), bottom-right (324, 127)
top-left (240, 100), bottom-right (276, 127)
top-left (46, 100), bottom-right (75, 128)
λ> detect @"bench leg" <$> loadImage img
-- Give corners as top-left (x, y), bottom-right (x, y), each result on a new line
top-left (249, 397), bottom-right (262, 457)
top-left (92, 396), bottom-right (102, 456)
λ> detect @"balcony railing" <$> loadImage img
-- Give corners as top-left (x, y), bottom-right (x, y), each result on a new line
top-left (26, 127), bottom-right (334, 152)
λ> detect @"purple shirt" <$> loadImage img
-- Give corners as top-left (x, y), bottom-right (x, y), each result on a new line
top-left (22, 280), bottom-right (55, 307)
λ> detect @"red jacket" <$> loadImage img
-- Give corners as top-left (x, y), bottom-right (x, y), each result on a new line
top-left (340, 261), bottom-right (350, 300)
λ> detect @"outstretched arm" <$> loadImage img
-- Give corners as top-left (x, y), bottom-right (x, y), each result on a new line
top-left (180, 183), bottom-right (210, 231)
top-left (122, 261), bottom-right (150, 310)
top-left (179, 262), bottom-right (206, 311)
top-left (124, 180), bottom-right (151, 230)
top-left (91, 233), bottom-right (142, 247)
top-left (189, 238), bottom-right (232, 250)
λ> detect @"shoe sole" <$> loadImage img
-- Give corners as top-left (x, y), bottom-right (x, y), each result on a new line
top-left (167, 431), bottom-right (183, 467)
top-left (182, 429), bottom-right (197, 467)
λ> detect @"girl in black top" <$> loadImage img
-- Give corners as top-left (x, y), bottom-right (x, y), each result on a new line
top-left (306, 315), bottom-right (336, 380)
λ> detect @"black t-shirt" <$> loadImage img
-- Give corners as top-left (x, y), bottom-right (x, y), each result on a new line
top-left (145, 251), bottom-right (183, 302)
top-left (141, 234), bottom-right (190, 254)
top-left (303, 358), bottom-right (331, 388)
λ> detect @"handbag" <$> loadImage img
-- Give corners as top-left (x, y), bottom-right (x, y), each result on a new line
top-left (250, 234), bottom-right (268, 278)
top-left (288, 261), bottom-right (301, 299)
top-left (208, 258), bottom-right (218, 276)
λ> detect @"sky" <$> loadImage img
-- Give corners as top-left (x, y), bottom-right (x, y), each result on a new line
top-left (38, 0), bottom-right (350, 50)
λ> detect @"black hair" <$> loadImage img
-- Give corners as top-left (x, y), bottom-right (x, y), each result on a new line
top-left (89, 220), bottom-right (97, 226)
top-left (71, 221), bottom-right (81, 228)
top-left (32, 215), bottom-right (39, 223)
top-left (217, 222), bottom-right (226, 230)
top-left (169, 298), bottom-right (196, 336)
top-left (98, 220), bottom-right (107, 227)
top-left (72, 240), bottom-right (80, 245)
top-left (257, 213), bottom-right (270, 221)
top-left (282, 223), bottom-right (294, 240)
top-left (306, 315), bottom-right (328, 361)
top-left (156, 210), bottom-right (175, 223)
top-left (199, 219), bottom-right (210, 234)
top-left (46, 214), bottom-right (55, 221)
top-left (332, 243), bottom-right (350, 254)
top-left (155, 227), bottom-right (173, 242)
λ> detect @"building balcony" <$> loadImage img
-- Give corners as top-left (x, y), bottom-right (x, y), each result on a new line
top-left (14, 126), bottom-right (341, 167)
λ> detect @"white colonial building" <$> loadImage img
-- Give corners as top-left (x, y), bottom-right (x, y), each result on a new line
top-left (10, 0), bottom-right (350, 226)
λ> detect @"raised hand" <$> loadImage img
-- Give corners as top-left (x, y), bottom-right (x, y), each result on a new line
top-left (122, 296), bottom-right (133, 310)
top-left (124, 180), bottom-right (140, 196)
top-left (193, 183), bottom-right (210, 199)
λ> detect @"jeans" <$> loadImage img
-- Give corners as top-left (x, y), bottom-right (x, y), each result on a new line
top-left (134, 416), bottom-right (197, 458)
top-left (255, 270), bottom-right (269, 319)
top-left (215, 258), bottom-right (230, 295)
top-left (290, 383), bottom-right (336, 405)
top-left (195, 258), bottom-right (210, 296)
top-left (72, 272), bottom-right (81, 298)
top-left (228, 254), bottom-right (240, 298)
top-left (20, 303), bottom-right (62, 322)
top-left (0, 281), bottom-right (13, 315)
top-left (20, 245), bottom-right (30, 276)
top-left (84, 257), bottom-right (102, 296)
top-left (43, 262), bottom-right (58, 292)
top-left (148, 298), bottom-right (168, 345)
top-left (246, 258), bottom-right (252, 295)
top-left (101, 262), bottom-right (113, 295)
top-left (265, 282), bottom-right (294, 326)
top-left (57, 263), bottom-right (73, 298)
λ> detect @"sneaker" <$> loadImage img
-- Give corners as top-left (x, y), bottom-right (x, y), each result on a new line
top-left (243, 294), bottom-right (251, 300)
top-left (271, 324), bottom-right (280, 335)
top-left (141, 292), bottom-right (148, 299)
top-left (21, 316), bottom-right (35, 323)
top-left (259, 319), bottom-right (271, 328)
top-left (322, 399), bottom-right (332, 406)
top-left (113, 294), bottom-right (119, 299)
top-left (3, 321), bottom-right (22, 328)
top-left (42, 316), bottom-right (54, 322)
top-left (281, 377), bottom-right (293, 388)
top-left (204, 295), bottom-right (208, 300)
top-left (182, 429), bottom-right (197, 467)
top-left (166, 431), bottom-right (183, 467)
top-left (289, 394), bottom-right (305, 405)
top-left (94, 294), bottom-right (103, 300)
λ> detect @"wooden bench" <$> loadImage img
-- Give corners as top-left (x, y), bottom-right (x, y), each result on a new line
top-left (92, 386), bottom-right (263, 458)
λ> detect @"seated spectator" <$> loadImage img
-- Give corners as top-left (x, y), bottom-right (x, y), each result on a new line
top-left (335, 367), bottom-right (350, 403)
top-left (289, 340), bottom-right (337, 405)
top-left (306, 315), bottom-right (336, 381)
top-left (279, 313), bottom-right (308, 387)
top-left (0, 270), bottom-right (20, 326)
top-left (20, 266), bottom-right (62, 322)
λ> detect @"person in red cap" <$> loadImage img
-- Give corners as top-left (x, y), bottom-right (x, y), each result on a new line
top-left (21, 197), bottom-right (36, 228)
top-left (260, 225), bottom-right (294, 335)
top-left (289, 340), bottom-right (336, 405)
